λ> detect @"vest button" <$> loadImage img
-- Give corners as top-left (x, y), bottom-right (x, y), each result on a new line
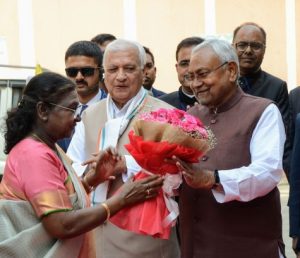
top-left (210, 119), bottom-right (216, 124)
top-left (202, 155), bottom-right (208, 161)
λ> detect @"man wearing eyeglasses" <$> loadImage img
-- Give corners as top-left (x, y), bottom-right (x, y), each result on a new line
top-left (67, 39), bottom-right (180, 258)
top-left (175, 39), bottom-right (286, 258)
top-left (232, 22), bottom-right (290, 176)
top-left (57, 41), bottom-right (107, 151)
top-left (159, 37), bottom-right (204, 110)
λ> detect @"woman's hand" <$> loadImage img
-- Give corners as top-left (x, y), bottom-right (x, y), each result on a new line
top-left (82, 147), bottom-right (126, 188)
top-left (117, 175), bottom-right (164, 207)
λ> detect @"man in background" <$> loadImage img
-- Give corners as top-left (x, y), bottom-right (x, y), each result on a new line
top-left (91, 33), bottom-right (117, 93)
top-left (57, 41), bottom-right (106, 151)
top-left (91, 33), bottom-right (116, 52)
top-left (159, 36), bottom-right (204, 110)
top-left (232, 22), bottom-right (290, 176)
top-left (142, 46), bottom-right (165, 97)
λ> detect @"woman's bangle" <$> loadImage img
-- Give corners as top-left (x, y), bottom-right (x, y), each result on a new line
top-left (101, 202), bottom-right (111, 223)
top-left (82, 176), bottom-right (94, 193)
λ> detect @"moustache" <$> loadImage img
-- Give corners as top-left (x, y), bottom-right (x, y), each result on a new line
top-left (76, 80), bottom-right (88, 86)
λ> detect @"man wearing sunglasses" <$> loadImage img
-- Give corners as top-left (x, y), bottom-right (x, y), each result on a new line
top-left (232, 22), bottom-right (290, 176)
top-left (91, 33), bottom-right (117, 53)
top-left (57, 41), bottom-right (107, 151)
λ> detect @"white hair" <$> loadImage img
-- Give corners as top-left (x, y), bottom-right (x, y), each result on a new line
top-left (192, 38), bottom-right (240, 76)
top-left (103, 39), bottom-right (146, 69)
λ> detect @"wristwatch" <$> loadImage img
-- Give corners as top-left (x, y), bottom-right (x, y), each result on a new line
top-left (212, 169), bottom-right (221, 188)
top-left (214, 169), bottom-right (220, 184)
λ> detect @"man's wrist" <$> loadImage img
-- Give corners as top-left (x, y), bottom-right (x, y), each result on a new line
top-left (212, 169), bottom-right (223, 192)
top-left (212, 169), bottom-right (220, 187)
top-left (214, 170), bottom-right (220, 184)
top-left (293, 237), bottom-right (300, 254)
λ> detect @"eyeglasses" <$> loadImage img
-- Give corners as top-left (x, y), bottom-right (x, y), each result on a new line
top-left (185, 61), bottom-right (228, 83)
top-left (48, 102), bottom-right (78, 118)
top-left (235, 41), bottom-right (265, 52)
top-left (65, 67), bottom-right (101, 77)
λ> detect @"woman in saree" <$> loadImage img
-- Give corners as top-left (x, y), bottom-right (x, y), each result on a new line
top-left (0, 72), bottom-right (163, 258)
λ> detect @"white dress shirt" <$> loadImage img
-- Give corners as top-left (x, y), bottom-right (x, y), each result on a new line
top-left (75, 89), bottom-right (105, 116)
top-left (67, 91), bottom-right (142, 178)
top-left (212, 103), bottom-right (286, 203)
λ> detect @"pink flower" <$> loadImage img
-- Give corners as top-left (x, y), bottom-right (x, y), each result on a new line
top-left (139, 108), bottom-right (208, 139)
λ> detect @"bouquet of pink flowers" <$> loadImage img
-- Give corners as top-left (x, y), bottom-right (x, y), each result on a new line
top-left (110, 108), bottom-right (214, 239)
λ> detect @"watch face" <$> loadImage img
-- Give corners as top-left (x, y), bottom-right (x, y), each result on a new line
top-left (214, 170), bottom-right (220, 184)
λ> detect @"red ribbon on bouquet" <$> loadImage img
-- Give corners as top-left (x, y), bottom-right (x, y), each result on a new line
top-left (110, 109), bottom-right (214, 239)
top-left (110, 171), bottom-right (171, 239)
top-left (110, 131), bottom-right (205, 239)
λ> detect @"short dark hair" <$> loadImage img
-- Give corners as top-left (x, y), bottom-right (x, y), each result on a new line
top-left (233, 22), bottom-right (267, 43)
top-left (176, 37), bottom-right (205, 61)
top-left (65, 40), bottom-right (103, 80)
top-left (91, 33), bottom-right (116, 46)
top-left (143, 46), bottom-right (155, 65)
top-left (4, 72), bottom-right (75, 154)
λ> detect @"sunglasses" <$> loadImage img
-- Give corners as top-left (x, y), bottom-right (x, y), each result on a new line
top-left (65, 67), bottom-right (101, 77)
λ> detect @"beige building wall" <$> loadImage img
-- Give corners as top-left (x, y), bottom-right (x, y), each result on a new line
top-left (217, 0), bottom-right (287, 83)
top-left (0, 0), bottom-right (20, 65)
top-left (136, 0), bottom-right (205, 92)
top-left (32, 0), bottom-right (125, 76)
top-left (0, 0), bottom-right (299, 92)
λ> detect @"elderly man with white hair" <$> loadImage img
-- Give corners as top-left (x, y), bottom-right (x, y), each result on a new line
top-left (175, 38), bottom-right (286, 258)
top-left (67, 39), bottom-right (180, 258)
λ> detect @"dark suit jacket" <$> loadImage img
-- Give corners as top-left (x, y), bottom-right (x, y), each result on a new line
top-left (159, 91), bottom-right (182, 109)
top-left (244, 69), bottom-right (289, 126)
top-left (152, 87), bottom-right (166, 98)
top-left (241, 69), bottom-right (290, 175)
top-left (289, 87), bottom-right (300, 145)
top-left (289, 114), bottom-right (300, 244)
top-left (159, 87), bottom-right (197, 111)
top-left (283, 87), bottom-right (300, 180)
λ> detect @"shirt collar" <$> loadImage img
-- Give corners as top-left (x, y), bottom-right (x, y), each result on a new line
top-left (181, 86), bottom-right (195, 98)
top-left (111, 87), bottom-right (145, 119)
top-left (76, 89), bottom-right (104, 115)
